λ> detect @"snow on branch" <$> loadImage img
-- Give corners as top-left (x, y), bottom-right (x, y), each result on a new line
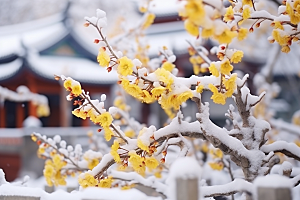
top-left (201, 178), bottom-right (253, 198)
top-left (261, 141), bottom-right (300, 162)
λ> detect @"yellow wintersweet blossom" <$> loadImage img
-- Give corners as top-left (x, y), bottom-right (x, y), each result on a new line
top-left (196, 84), bottom-right (204, 93)
top-left (230, 51), bottom-right (244, 63)
top-left (97, 112), bottom-right (113, 127)
top-left (44, 164), bottom-right (55, 179)
top-left (286, 3), bottom-right (300, 25)
top-left (215, 29), bottom-right (237, 44)
top-left (118, 56), bottom-right (134, 76)
top-left (209, 162), bottom-right (224, 171)
top-left (142, 13), bottom-right (156, 29)
top-left (37, 105), bottom-right (50, 117)
top-left (209, 63), bottom-right (219, 77)
top-left (281, 45), bottom-right (290, 53)
top-left (38, 147), bottom-right (45, 154)
top-left (224, 6), bottom-right (234, 22)
top-left (128, 84), bottom-right (143, 98)
top-left (202, 27), bottom-right (214, 38)
top-left (78, 173), bottom-right (98, 188)
top-left (134, 164), bottom-right (146, 176)
top-left (185, 19), bottom-right (199, 36)
top-left (111, 150), bottom-right (121, 163)
top-left (210, 148), bottom-right (223, 158)
top-left (141, 90), bottom-right (155, 103)
top-left (137, 138), bottom-right (149, 152)
top-left (97, 49), bottom-right (110, 67)
top-left (242, 0), bottom-right (253, 6)
top-left (104, 127), bottom-right (113, 141)
top-left (220, 60), bottom-right (233, 75)
top-left (162, 62), bottom-right (175, 72)
top-left (145, 157), bottom-right (159, 170)
top-left (272, 29), bottom-right (290, 46)
top-left (151, 86), bottom-right (166, 98)
top-left (128, 151), bottom-right (143, 167)
top-left (63, 78), bottom-right (72, 90)
top-left (242, 6), bottom-right (251, 20)
top-left (209, 84), bottom-right (226, 105)
top-left (72, 84), bottom-right (82, 96)
top-left (175, 91), bottom-right (194, 110)
top-left (238, 28), bottom-right (248, 41)
top-left (111, 140), bottom-right (120, 151)
top-left (154, 68), bottom-right (174, 90)
top-left (72, 109), bottom-right (87, 120)
top-left (87, 159), bottom-right (99, 170)
top-left (121, 184), bottom-right (135, 190)
top-left (114, 98), bottom-right (127, 110)
top-left (154, 172), bottom-right (162, 178)
top-left (224, 74), bottom-right (237, 97)
top-left (124, 130), bottom-right (135, 138)
top-left (273, 21), bottom-right (284, 30)
top-left (184, 0), bottom-right (205, 25)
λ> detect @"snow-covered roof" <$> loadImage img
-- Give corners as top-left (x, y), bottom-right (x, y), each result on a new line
top-left (0, 14), bottom-right (68, 58)
top-left (27, 53), bottom-right (118, 84)
top-left (0, 58), bottom-right (23, 81)
top-left (148, 0), bottom-right (180, 18)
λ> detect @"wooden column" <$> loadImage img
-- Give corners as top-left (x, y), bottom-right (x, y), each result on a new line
top-left (28, 76), bottom-right (37, 117)
top-left (16, 103), bottom-right (24, 128)
top-left (0, 104), bottom-right (5, 128)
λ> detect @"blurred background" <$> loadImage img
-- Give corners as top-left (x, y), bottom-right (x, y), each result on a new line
top-left (0, 0), bottom-right (300, 182)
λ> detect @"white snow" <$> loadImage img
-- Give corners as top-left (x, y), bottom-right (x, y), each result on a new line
top-left (0, 58), bottom-right (23, 81)
top-left (23, 116), bottom-right (42, 128)
top-left (28, 53), bottom-right (118, 84)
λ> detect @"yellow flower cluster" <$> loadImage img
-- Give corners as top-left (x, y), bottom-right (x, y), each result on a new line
top-left (37, 104), bottom-right (50, 117)
top-left (97, 48), bottom-right (110, 67)
top-left (230, 51), bottom-right (244, 64)
top-left (99, 176), bottom-right (113, 188)
top-left (142, 13), bottom-right (156, 30)
top-left (209, 162), bottom-right (224, 171)
top-left (87, 159), bottom-right (99, 170)
top-left (110, 140), bottom-right (121, 163)
top-left (43, 155), bottom-right (67, 186)
top-left (121, 79), bottom-right (156, 104)
top-left (272, 29), bottom-right (292, 53)
top-left (189, 56), bottom-right (205, 75)
top-left (154, 68), bottom-right (174, 91)
top-left (72, 109), bottom-right (114, 141)
top-left (242, 6), bottom-right (251, 20)
top-left (180, 0), bottom-right (205, 26)
top-left (286, 1), bottom-right (300, 25)
top-left (224, 74), bottom-right (237, 97)
top-left (162, 62), bottom-right (175, 72)
top-left (128, 151), bottom-right (159, 176)
top-left (78, 173), bottom-right (98, 188)
top-left (209, 84), bottom-right (226, 105)
top-left (238, 28), bottom-right (248, 41)
top-left (160, 91), bottom-right (194, 111)
top-left (224, 6), bottom-right (234, 22)
top-left (114, 97), bottom-right (127, 111)
top-left (63, 78), bottom-right (82, 96)
top-left (208, 73), bottom-right (237, 105)
top-left (209, 148), bottom-right (223, 159)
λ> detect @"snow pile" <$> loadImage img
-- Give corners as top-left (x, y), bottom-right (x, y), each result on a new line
top-left (23, 116), bottom-right (42, 128)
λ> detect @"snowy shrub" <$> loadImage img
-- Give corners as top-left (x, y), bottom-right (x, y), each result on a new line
top-left (28, 1), bottom-right (300, 199)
